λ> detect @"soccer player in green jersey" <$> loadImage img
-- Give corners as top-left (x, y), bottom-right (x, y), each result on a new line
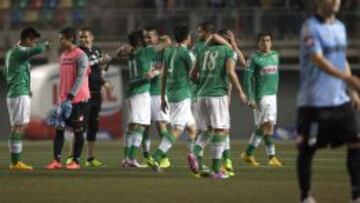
top-left (122, 30), bottom-right (170, 168)
top-left (241, 32), bottom-right (283, 167)
top-left (4, 27), bottom-right (48, 170)
top-left (146, 24), bottom-right (198, 173)
top-left (141, 27), bottom-right (173, 168)
top-left (191, 34), bottom-right (247, 179)
top-left (191, 24), bottom-right (247, 177)
top-left (191, 22), bottom-right (215, 176)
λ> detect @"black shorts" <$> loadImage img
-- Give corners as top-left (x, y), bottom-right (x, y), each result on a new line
top-left (65, 101), bottom-right (89, 130)
top-left (297, 102), bottom-right (359, 149)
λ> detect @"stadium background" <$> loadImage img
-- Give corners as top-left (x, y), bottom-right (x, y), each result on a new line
top-left (0, 0), bottom-right (359, 140)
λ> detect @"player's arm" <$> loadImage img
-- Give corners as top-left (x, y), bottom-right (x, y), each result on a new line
top-left (225, 30), bottom-right (246, 67)
top-left (228, 82), bottom-right (233, 105)
top-left (190, 61), bottom-right (200, 83)
top-left (115, 44), bottom-right (133, 57)
top-left (311, 53), bottom-right (360, 93)
top-left (226, 56), bottom-right (247, 104)
top-left (160, 59), bottom-right (168, 113)
top-left (67, 53), bottom-right (89, 100)
top-left (21, 42), bottom-right (49, 58)
top-left (97, 49), bottom-right (111, 71)
top-left (154, 35), bottom-right (172, 52)
top-left (206, 34), bottom-right (232, 48)
top-left (243, 57), bottom-right (256, 107)
top-left (344, 61), bottom-right (360, 109)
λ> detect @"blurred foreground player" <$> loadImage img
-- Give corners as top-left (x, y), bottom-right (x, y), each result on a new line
top-left (296, 0), bottom-right (360, 202)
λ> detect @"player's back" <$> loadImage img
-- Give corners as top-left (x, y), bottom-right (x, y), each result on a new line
top-left (197, 45), bottom-right (235, 97)
top-left (163, 45), bottom-right (194, 102)
top-left (127, 47), bottom-right (152, 97)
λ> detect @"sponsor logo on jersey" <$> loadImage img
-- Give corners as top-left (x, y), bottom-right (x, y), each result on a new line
top-left (261, 65), bottom-right (278, 74)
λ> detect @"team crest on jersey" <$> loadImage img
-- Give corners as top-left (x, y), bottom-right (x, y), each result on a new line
top-left (272, 55), bottom-right (278, 63)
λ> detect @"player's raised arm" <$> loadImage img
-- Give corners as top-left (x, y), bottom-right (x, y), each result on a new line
top-left (154, 35), bottom-right (172, 52)
top-left (115, 44), bottom-right (134, 57)
top-left (206, 33), bottom-right (232, 48)
top-left (225, 30), bottom-right (246, 67)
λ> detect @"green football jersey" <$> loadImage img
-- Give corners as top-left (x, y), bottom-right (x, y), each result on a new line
top-left (190, 41), bottom-right (207, 99)
top-left (4, 43), bottom-right (47, 98)
top-left (163, 45), bottom-right (195, 103)
top-left (197, 45), bottom-right (237, 97)
top-left (243, 50), bottom-right (279, 102)
top-left (149, 46), bottom-right (163, 96)
top-left (127, 47), bottom-right (153, 97)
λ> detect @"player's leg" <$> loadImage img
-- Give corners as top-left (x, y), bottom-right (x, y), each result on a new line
top-left (261, 122), bottom-right (283, 166)
top-left (193, 130), bottom-right (211, 174)
top-left (347, 143), bottom-right (360, 202)
top-left (127, 123), bottom-right (146, 167)
top-left (156, 121), bottom-right (172, 168)
top-left (208, 96), bottom-right (230, 179)
top-left (66, 102), bottom-right (88, 169)
top-left (142, 125), bottom-right (151, 159)
top-left (7, 96), bottom-right (33, 170)
top-left (150, 95), bottom-right (172, 167)
top-left (148, 99), bottom-right (189, 172)
top-left (185, 123), bottom-right (199, 174)
top-left (85, 98), bottom-right (104, 168)
top-left (222, 129), bottom-right (234, 176)
top-left (340, 103), bottom-right (360, 202)
top-left (191, 98), bottom-right (211, 174)
top-left (123, 92), bottom-right (151, 167)
top-left (241, 110), bottom-right (262, 166)
top-left (46, 129), bottom-right (65, 169)
top-left (297, 141), bottom-right (317, 202)
top-left (296, 107), bottom-right (318, 202)
top-left (261, 95), bottom-right (282, 166)
top-left (210, 129), bottom-right (228, 179)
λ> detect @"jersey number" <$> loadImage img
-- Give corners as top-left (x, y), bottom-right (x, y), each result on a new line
top-left (202, 51), bottom-right (219, 71)
top-left (129, 59), bottom-right (138, 78)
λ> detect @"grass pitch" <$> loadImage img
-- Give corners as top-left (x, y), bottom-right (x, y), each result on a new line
top-left (0, 140), bottom-right (350, 203)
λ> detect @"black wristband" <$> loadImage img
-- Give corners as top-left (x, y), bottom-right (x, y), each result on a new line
top-left (67, 94), bottom-right (74, 101)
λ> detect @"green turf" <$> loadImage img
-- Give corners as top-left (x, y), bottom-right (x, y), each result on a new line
top-left (0, 140), bottom-right (350, 203)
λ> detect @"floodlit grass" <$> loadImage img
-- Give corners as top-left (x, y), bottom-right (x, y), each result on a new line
top-left (0, 140), bottom-right (350, 203)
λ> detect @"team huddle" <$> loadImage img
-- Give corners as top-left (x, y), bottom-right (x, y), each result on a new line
top-left (117, 23), bottom-right (283, 179)
top-left (3, 0), bottom-right (360, 202)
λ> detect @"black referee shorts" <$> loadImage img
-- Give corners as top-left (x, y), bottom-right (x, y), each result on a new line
top-left (296, 102), bottom-right (360, 149)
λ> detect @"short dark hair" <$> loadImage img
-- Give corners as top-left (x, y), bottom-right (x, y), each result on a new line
top-left (257, 32), bottom-right (273, 42)
top-left (144, 26), bottom-right (159, 35)
top-left (199, 21), bottom-right (215, 34)
top-left (79, 27), bottom-right (93, 34)
top-left (173, 24), bottom-right (189, 43)
top-left (128, 30), bottom-right (145, 47)
top-left (59, 27), bottom-right (77, 44)
top-left (20, 27), bottom-right (41, 40)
